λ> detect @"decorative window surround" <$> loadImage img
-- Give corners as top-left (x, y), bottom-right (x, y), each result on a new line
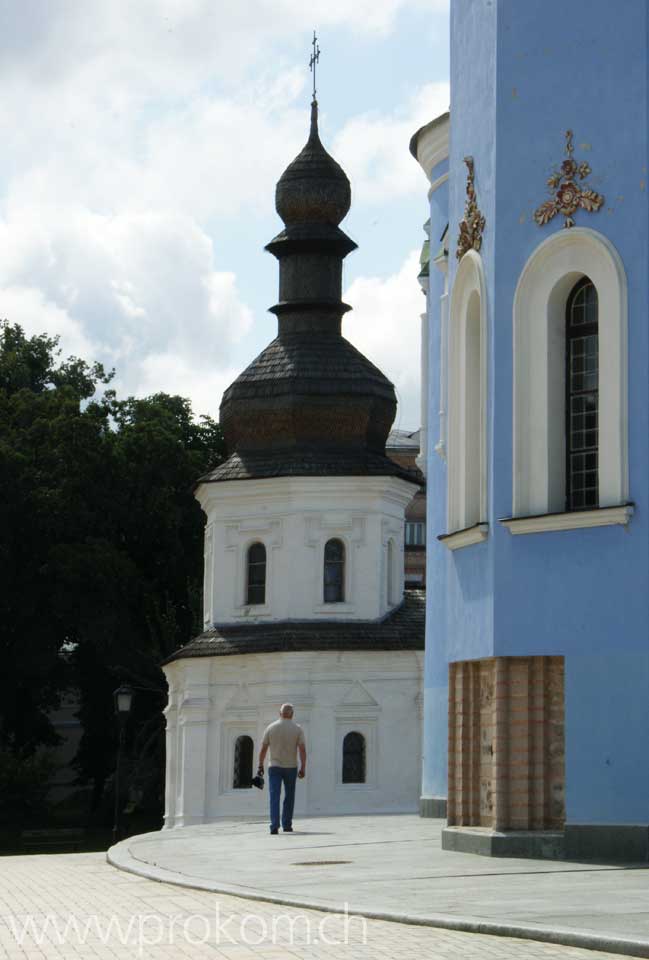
top-left (499, 504), bottom-right (633, 536)
top-left (447, 250), bottom-right (488, 533)
top-left (513, 228), bottom-right (628, 517)
top-left (225, 519), bottom-right (282, 619)
top-left (438, 522), bottom-right (489, 551)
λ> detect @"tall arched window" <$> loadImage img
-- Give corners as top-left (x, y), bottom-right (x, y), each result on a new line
top-left (233, 735), bottom-right (253, 788)
top-left (512, 228), bottom-right (627, 523)
top-left (323, 538), bottom-right (345, 603)
top-left (464, 290), bottom-right (482, 526)
top-left (246, 542), bottom-right (266, 605)
top-left (566, 277), bottom-right (599, 511)
top-left (342, 731), bottom-right (366, 783)
top-left (447, 249), bottom-right (488, 542)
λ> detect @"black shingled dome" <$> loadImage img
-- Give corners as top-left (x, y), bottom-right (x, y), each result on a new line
top-left (204, 99), bottom-right (416, 486)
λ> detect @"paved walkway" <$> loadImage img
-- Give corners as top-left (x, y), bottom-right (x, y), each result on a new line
top-left (108, 815), bottom-right (649, 958)
top-left (0, 849), bottom-right (636, 960)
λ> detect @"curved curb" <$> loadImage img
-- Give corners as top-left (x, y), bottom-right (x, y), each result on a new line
top-left (108, 838), bottom-right (649, 958)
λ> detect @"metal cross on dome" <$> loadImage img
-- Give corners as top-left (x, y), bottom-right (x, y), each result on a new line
top-left (309, 31), bottom-right (320, 102)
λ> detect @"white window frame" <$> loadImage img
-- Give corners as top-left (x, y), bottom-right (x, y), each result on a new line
top-left (447, 249), bottom-right (488, 537)
top-left (405, 521), bottom-right (426, 547)
top-left (512, 227), bottom-right (628, 522)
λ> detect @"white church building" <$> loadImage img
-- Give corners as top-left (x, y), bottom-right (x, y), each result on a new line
top-left (162, 96), bottom-right (425, 827)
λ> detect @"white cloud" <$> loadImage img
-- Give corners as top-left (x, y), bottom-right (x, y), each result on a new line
top-left (334, 82), bottom-right (449, 204)
top-left (0, 207), bottom-right (253, 417)
top-left (343, 248), bottom-right (423, 429)
top-left (0, 2), bottom-right (445, 423)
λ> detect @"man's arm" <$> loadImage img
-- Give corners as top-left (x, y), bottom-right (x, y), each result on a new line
top-left (258, 742), bottom-right (268, 773)
top-left (298, 742), bottom-right (307, 779)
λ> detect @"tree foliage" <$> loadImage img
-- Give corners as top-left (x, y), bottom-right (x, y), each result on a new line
top-left (0, 321), bottom-right (224, 815)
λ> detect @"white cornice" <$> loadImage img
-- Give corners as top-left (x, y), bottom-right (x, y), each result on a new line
top-left (499, 505), bottom-right (634, 536)
top-left (437, 523), bottom-right (488, 551)
top-left (411, 112), bottom-right (450, 185)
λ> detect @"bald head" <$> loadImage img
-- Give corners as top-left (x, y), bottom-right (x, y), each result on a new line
top-left (280, 703), bottom-right (294, 718)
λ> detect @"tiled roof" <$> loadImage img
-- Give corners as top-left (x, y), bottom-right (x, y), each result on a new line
top-left (163, 589), bottom-right (425, 664)
top-left (221, 334), bottom-right (395, 403)
top-left (199, 450), bottom-right (421, 484)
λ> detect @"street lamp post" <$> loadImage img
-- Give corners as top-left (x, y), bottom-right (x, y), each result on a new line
top-left (112, 684), bottom-right (134, 846)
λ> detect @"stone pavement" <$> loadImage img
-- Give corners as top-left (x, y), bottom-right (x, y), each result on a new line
top-left (0, 849), bottom-right (636, 960)
top-left (108, 815), bottom-right (649, 958)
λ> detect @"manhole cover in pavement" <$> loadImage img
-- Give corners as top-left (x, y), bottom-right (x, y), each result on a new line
top-left (291, 860), bottom-right (352, 866)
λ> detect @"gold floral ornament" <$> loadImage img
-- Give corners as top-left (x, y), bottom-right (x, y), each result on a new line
top-left (457, 157), bottom-right (486, 259)
top-left (534, 130), bottom-right (604, 229)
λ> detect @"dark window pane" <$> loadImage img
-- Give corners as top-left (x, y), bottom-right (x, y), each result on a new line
top-left (323, 539), bottom-right (344, 603)
top-left (324, 539), bottom-right (344, 562)
top-left (566, 278), bottom-right (598, 511)
top-left (342, 731), bottom-right (366, 783)
top-left (246, 542), bottom-right (266, 605)
top-left (233, 735), bottom-right (253, 788)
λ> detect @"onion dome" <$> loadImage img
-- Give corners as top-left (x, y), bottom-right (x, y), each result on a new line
top-left (201, 100), bottom-right (416, 486)
top-left (275, 100), bottom-right (351, 226)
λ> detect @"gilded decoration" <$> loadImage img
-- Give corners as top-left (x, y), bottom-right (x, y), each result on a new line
top-left (456, 157), bottom-right (485, 260)
top-left (534, 130), bottom-right (604, 229)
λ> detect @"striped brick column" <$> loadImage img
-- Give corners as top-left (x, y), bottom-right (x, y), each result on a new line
top-left (447, 656), bottom-right (564, 831)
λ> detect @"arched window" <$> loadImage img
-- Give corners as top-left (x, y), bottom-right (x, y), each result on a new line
top-left (447, 250), bottom-right (488, 539)
top-left (233, 735), bottom-right (253, 789)
top-left (566, 277), bottom-right (599, 511)
top-left (464, 290), bottom-right (482, 527)
top-left (342, 731), bottom-right (366, 784)
top-left (512, 228), bottom-right (627, 522)
top-left (323, 538), bottom-right (345, 603)
top-left (246, 542), bottom-right (266, 605)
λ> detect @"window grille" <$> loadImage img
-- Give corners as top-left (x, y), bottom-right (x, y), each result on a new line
top-left (323, 538), bottom-right (345, 603)
top-left (246, 542), bottom-right (266, 605)
top-left (566, 278), bottom-right (598, 510)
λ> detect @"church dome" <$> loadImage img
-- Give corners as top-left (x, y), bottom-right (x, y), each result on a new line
top-left (204, 97), bottom-right (417, 486)
top-left (275, 101), bottom-right (351, 226)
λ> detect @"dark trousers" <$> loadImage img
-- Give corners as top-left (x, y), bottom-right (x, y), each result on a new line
top-left (268, 766), bottom-right (298, 831)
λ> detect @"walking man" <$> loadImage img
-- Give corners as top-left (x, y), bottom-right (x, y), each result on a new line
top-left (258, 703), bottom-right (306, 834)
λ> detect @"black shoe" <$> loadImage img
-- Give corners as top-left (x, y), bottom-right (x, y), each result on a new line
top-left (283, 827), bottom-right (293, 832)
top-left (270, 828), bottom-right (278, 835)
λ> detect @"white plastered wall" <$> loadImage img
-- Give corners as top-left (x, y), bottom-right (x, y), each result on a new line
top-left (197, 476), bottom-right (417, 627)
top-left (163, 649), bottom-right (423, 827)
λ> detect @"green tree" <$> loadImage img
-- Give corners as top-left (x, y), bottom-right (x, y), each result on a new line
top-left (0, 321), bottom-right (224, 821)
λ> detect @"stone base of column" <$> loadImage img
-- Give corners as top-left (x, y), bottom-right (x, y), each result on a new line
top-left (420, 795), bottom-right (447, 818)
top-left (564, 824), bottom-right (649, 862)
top-left (442, 825), bottom-right (564, 859)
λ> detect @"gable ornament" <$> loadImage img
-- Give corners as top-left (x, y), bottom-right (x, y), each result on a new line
top-left (534, 130), bottom-right (605, 229)
top-left (456, 156), bottom-right (485, 259)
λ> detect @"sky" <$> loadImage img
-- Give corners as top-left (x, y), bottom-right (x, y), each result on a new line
top-left (0, 0), bottom-right (450, 430)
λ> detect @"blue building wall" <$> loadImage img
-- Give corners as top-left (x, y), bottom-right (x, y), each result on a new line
top-left (423, 164), bottom-right (448, 800)
top-left (424, 0), bottom-right (649, 825)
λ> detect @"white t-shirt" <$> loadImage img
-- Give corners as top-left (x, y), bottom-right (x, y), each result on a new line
top-left (262, 717), bottom-right (305, 768)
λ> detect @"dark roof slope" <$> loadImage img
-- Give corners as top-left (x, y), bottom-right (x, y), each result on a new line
top-left (163, 589), bottom-right (425, 664)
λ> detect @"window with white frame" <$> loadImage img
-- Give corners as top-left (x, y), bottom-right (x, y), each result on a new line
top-left (405, 522), bottom-right (425, 546)
top-left (512, 228), bottom-right (627, 521)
